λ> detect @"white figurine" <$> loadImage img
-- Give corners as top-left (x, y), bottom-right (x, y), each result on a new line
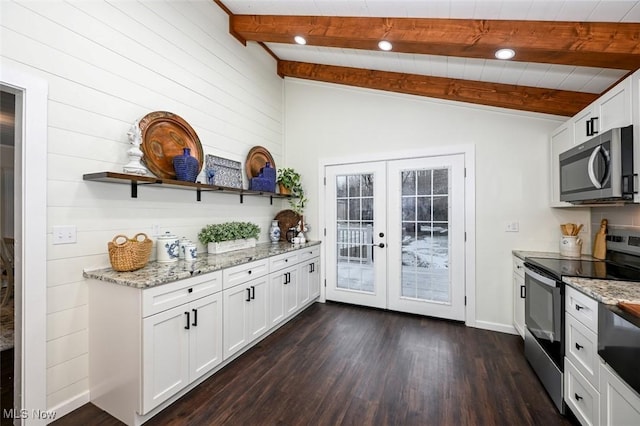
top-left (123, 119), bottom-right (148, 175)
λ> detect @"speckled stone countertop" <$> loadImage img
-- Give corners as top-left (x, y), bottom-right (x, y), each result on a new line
top-left (563, 277), bottom-right (640, 305)
top-left (84, 241), bottom-right (321, 289)
top-left (512, 250), bottom-right (594, 261)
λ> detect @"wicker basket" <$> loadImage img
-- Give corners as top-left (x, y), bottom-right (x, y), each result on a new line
top-left (108, 233), bottom-right (153, 272)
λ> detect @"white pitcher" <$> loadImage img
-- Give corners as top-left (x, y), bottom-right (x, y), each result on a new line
top-left (560, 235), bottom-right (582, 258)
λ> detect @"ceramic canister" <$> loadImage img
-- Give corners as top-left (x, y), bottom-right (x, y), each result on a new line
top-left (157, 231), bottom-right (179, 262)
top-left (560, 235), bottom-right (582, 258)
top-left (184, 242), bottom-right (197, 261)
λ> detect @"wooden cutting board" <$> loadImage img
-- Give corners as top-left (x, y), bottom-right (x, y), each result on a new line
top-left (618, 302), bottom-right (640, 318)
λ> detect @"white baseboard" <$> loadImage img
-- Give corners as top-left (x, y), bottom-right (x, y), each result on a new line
top-left (474, 320), bottom-right (519, 335)
top-left (48, 390), bottom-right (89, 423)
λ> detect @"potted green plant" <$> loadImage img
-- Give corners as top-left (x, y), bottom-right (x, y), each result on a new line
top-left (276, 167), bottom-right (302, 196)
top-left (198, 221), bottom-right (261, 254)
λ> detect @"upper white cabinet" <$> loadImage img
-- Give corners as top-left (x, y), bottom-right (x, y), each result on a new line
top-left (573, 79), bottom-right (632, 145)
top-left (549, 70), bottom-right (638, 206)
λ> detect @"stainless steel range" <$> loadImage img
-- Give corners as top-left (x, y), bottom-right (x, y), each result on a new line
top-left (523, 228), bottom-right (640, 413)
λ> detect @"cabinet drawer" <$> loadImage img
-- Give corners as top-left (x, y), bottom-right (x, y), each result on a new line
top-left (566, 312), bottom-right (599, 388)
top-left (223, 259), bottom-right (269, 289)
top-left (270, 251), bottom-right (299, 272)
top-left (513, 256), bottom-right (524, 278)
top-left (299, 246), bottom-right (320, 262)
top-left (565, 286), bottom-right (598, 332)
top-left (142, 271), bottom-right (222, 317)
top-left (565, 358), bottom-right (600, 426)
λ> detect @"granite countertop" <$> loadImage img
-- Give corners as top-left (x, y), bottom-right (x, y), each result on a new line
top-left (563, 277), bottom-right (640, 305)
top-left (84, 241), bottom-right (321, 289)
top-left (512, 250), bottom-right (594, 261)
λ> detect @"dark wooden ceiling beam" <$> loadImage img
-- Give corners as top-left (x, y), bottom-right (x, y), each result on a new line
top-left (232, 15), bottom-right (640, 69)
top-left (278, 60), bottom-right (597, 116)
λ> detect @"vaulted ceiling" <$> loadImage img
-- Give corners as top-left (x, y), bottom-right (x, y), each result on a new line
top-left (217, 0), bottom-right (640, 117)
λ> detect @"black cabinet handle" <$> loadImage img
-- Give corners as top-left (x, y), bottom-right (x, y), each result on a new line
top-left (586, 119), bottom-right (592, 136)
top-left (283, 272), bottom-right (289, 285)
top-left (575, 304), bottom-right (584, 311)
top-left (309, 263), bottom-right (313, 273)
top-left (575, 342), bottom-right (583, 350)
top-left (246, 288), bottom-right (251, 302)
top-left (591, 117), bottom-right (599, 135)
top-left (184, 312), bottom-right (190, 330)
top-left (520, 285), bottom-right (526, 299)
top-left (248, 270), bottom-right (252, 275)
top-left (285, 259), bottom-right (288, 262)
top-left (188, 288), bottom-right (193, 293)
top-left (251, 285), bottom-right (255, 300)
top-left (575, 393), bottom-right (583, 402)
top-left (192, 308), bottom-right (198, 327)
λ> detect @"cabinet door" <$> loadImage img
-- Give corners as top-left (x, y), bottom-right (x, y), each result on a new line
top-left (285, 267), bottom-right (299, 316)
top-left (248, 276), bottom-right (270, 342)
top-left (574, 106), bottom-right (596, 145)
top-left (549, 122), bottom-right (575, 207)
top-left (597, 78), bottom-right (632, 134)
top-left (309, 257), bottom-right (321, 300)
top-left (142, 305), bottom-right (190, 414)
top-left (269, 271), bottom-right (286, 328)
top-left (189, 293), bottom-right (223, 382)
top-left (297, 262), bottom-right (311, 307)
top-left (513, 271), bottom-right (525, 338)
top-left (600, 361), bottom-right (640, 426)
top-left (223, 284), bottom-right (252, 360)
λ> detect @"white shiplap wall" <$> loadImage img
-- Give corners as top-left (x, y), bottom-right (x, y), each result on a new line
top-left (1, 0), bottom-right (284, 411)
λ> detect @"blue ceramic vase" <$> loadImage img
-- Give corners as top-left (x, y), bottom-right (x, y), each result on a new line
top-left (173, 148), bottom-right (199, 182)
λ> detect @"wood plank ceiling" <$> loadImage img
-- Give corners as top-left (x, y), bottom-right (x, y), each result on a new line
top-left (217, 0), bottom-right (640, 116)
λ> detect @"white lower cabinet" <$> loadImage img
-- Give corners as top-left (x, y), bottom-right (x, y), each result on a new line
top-left (566, 358), bottom-right (600, 426)
top-left (141, 292), bottom-right (222, 414)
top-left (223, 275), bottom-right (270, 360)
top-left (89, 244), bottom-right (322, 426)
top-left (600, 361), bottom-right (640, 426)
top-left (512, 256), bottom-right (525, 338)
top-left (269, 264), bottom-right (299, 328)
top-left (564, 286), bottom-right (640, 426)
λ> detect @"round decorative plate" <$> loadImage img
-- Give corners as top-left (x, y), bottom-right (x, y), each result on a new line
top-left (139, 111), bottom-right (203, 180)
top-left (245, 146), bottom-right (276, 179)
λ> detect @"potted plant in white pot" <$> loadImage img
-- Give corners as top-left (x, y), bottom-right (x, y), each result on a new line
top-left (198, 221), bottom-right (261, 254)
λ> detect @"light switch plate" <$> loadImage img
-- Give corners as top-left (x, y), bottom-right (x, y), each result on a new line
top-left (506, 221), bottom-right (519, 232)
top-left (53, 225), bottom-right (77, 244)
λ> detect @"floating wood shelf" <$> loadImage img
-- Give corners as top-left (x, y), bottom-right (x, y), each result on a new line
top-left (83, 171), bottom-right (294, 204)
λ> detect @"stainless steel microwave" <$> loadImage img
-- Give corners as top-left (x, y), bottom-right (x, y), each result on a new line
top-left (559, 125), bottom-right (634, 203)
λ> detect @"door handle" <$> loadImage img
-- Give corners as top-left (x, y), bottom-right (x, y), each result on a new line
top-left (184, 311), bottom-right (190, 330)
top-left (369, 243), bottom-right (385, 248)
top-left (575, 342), bottom-right (583, 350)
top-left (192, 308), bottom-right (198, 327)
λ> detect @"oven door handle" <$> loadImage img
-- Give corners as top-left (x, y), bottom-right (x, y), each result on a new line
top-left (524, 266), bottom-right (558, 288)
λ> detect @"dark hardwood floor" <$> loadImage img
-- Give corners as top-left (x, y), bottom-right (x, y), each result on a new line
top-left (52, 302), bottom-right (576, 426)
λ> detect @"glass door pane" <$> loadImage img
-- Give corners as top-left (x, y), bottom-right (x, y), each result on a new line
top-left (400, 168), bottom-right (450, 303)
top-left (325, 162), bottom-right (387, 309)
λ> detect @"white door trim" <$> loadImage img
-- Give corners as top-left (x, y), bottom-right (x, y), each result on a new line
top-left (317, 145), bottom-right (476, 327)
top-left (1, 62), bottom-right (49, 424)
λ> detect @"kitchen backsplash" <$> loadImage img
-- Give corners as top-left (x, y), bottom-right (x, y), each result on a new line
top-left (592, 204), bottom-right (640, 236)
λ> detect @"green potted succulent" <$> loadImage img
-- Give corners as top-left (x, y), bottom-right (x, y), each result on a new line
top-left (198, 221), bottom-right (261, 254)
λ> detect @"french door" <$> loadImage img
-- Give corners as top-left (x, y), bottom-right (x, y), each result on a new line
top-left (325, 155), bottom-right (466, 321)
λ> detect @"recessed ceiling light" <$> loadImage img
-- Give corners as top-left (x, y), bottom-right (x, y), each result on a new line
top-left (378, 40), bottom-right (393, 51)
top-left (495, 48), bottom-right (515, 60)
top-left (294, 36), bottom-right (307, 45)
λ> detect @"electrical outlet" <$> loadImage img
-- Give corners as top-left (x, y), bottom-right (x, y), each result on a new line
top-left (152, 224), bottom-right (161, 236)
top-left (506, 221), bottom-right (519, 232)
top-left (53, 225), bottom-right (77, 244)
